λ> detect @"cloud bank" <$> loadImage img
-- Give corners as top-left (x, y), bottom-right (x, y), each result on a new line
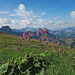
top-left (70, 11), bottom-right (75, 20)
top-left (0, 4), bottom-right (75, 30)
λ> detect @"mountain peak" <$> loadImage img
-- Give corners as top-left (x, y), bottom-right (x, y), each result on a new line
top-left (0, 26), bottom-right (14, 34)
top-left (0, 26), bottom-right (13, 32)
top-left (1, 26), bottom-right (11, 30)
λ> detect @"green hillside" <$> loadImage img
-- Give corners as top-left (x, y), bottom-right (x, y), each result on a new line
top-left (57, 36), bottom-right (75, 48)
top-left (0, 32), bottom-right (75, 75)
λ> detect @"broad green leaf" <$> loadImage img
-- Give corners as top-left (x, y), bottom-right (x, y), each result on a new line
top-left (39, 68), bottom-right (44, 75)
top-left (34, 62), bottom-right (40, 67)
top-left (26, 69), bottom-right (30, 75)
top-left (21, 58), bottom-right (28, 63)
top-left (0, 62), bottom-right (9, 73)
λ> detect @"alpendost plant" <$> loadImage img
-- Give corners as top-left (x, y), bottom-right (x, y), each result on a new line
top-left (13, 28), bottom-right (50, 51)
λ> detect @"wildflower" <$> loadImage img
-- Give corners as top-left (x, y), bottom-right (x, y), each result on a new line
top-left (41, 30), bottom-right (45, 33)
top-left (45, 48), bottom-right (48, 50)
top-left (74, 57), bottom-right (75, 59)
top-left (44, 28), bottom-right (47, 31)
top-left (30, 33), bottom-right (34, 37)
top-left (39, 28), bottom-right (45, 33)
top-left (14, 47), bottom-right (21, 51)
top-left (57, 45), bottom-right (59, 47)
top-left (44, 28), bottom-right (49, 34)
top-left (39, 39), bottom-right (41, 41)
top-left (15, 48), bottom-right (18, 51)
top-left (28, 32), bottom-right (34, 36)
top-left (24, 41), bottom-right (26, 43)
top-left (40, 43), bottom-right (43, 47)
top-left (34, 44), bottom-right (37, 46)
top-left (54, 40), bottom-right (58, 43)
top-left (27, 37), bottom-right (30, 40)
top-left (38, 28), bottom-right (42, 32)
top-left (69, 50), bottom-right (71, 51)
top-left (36, 31), bottom-right (40, 36)
top-left (52, 46), bottom-right (55, 49)
top-left (23, 32), bottom-right (26, 36)
top-left (44, 38), bottom-right (46, 41)
top-left (19, 40), bottom-right (22, 42)
top-left (28, 32), bottom-right (31, 36)
top-left (45, 42), bottom-right (49, 45)
top-left (23, 32), bottom-right (26, 39)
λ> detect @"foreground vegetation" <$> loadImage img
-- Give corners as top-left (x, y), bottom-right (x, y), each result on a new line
top-left (0, 30), bottom-right (75, 75)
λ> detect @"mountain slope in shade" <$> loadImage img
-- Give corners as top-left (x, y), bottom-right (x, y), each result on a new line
top-left (0, 26), bottom-right (14, 34)
top-left (0, 31), bottom-right (5, 34)
top-left (0, 26), bottom-right (23, 36)
top-left (0, 26), bottom-right (56, 40)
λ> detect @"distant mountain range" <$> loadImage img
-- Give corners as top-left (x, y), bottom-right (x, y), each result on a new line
top-left (0, 26), bottom-right (75, 48)
top-left (13, 26), bottom-right (75, 38)
top-left (0, 26), bottom-right (56, 40)
top-left (51, 27), bottom-right (75, 38)
top-left (13, 27), bottom-right (38, 32)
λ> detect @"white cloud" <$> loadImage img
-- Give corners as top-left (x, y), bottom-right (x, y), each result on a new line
top-left (70, 11), bottom-right (75, 20)
top-left (0, 17), bottom-right (74, 30)
top-left (10, 14), bottom-right (16, 16)
top-left (0, 18), bottom-right (10, 25)
top-left (54, 20), bottom-right (65, 25)
top-left (41, 12), bottom-right (46, 16)
top-left (0, 4), bottom-right (75, 30)
top-left (15, 4), bottom-right (33, 19)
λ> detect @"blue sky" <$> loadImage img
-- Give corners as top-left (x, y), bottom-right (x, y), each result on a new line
top-left (0, 0), bottom-right (75, 30)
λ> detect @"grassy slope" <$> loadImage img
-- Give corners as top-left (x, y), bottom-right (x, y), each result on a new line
top-left (56, 36), bottom-right (75, 48)
top-left (0, 32), bottom-right (75, 61)
top-left (0, 32), bottom-right (45, 63)
top-left (0, 32), bottom-right (75, 74)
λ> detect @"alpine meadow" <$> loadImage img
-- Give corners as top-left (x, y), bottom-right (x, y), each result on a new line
top-left (0, 0), bottom-right (75, 75)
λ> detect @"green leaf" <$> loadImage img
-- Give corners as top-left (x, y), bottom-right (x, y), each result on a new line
top-left (39, 68), bottom-right (44, 75)
top-left (34, 62), bottom-right (40, 67)
top-left (26, 69), bottom-right (30, 75)
top-left (0, 62), bottom-right (9, 74)
top-left (21, 58), bottom-right (28, 63)
top-left (40, 53), bottom-right (45, 57)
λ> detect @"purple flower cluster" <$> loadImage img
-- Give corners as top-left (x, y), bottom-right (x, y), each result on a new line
top-left (13, 47), bottom-right (20, 51)
top-left (24, 41), bottom-right (26, 43)
top-left (44, 28), bottom-right (50, 34)
top-left (40, 43), bottom-right (43, 47)
top-left (21, 28), bottom-right (50, 43)
top-left (16, 28), bottom-right (50, 51)
top-left (23, 32), bottom-right (34, 40)
top-left (37, 28), bottom-right (49, 34)
top-left (36, 31), bottom-right (40, 36)
top-left (23, 32), bottom-right (26, 39)
top-left (36, 28), bottom-right (49, 41)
